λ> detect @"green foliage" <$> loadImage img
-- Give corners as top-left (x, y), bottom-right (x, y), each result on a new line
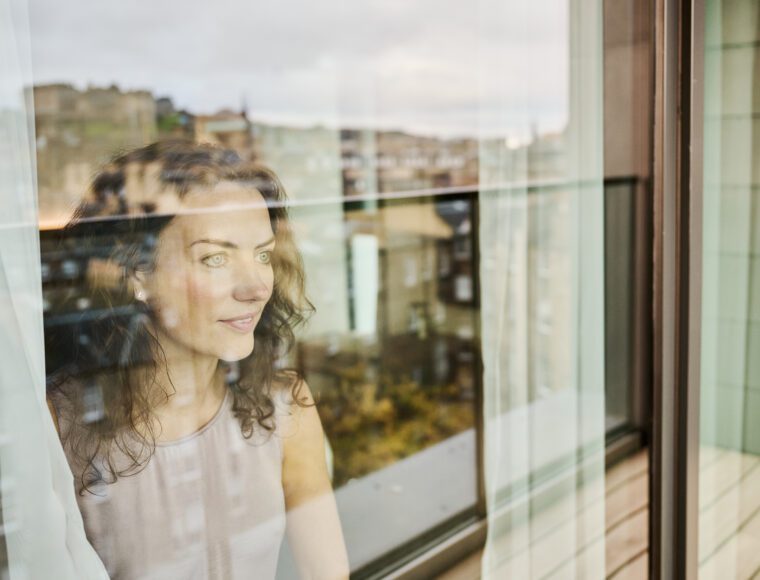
top-left (315, 361), bottom-right (474, 487)
top-left (157, 113), bottom-right (183, 134)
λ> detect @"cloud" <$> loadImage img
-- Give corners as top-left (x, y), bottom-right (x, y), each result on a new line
top-left (28, 0), bottom-right (571, 137)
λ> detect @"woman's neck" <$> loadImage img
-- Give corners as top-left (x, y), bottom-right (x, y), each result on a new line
top-left (147, 330), bottom-right (228, 441)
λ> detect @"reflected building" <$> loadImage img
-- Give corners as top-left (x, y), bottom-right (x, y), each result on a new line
top-left (251, 122), bottom-right (351, 340)
top-left (31, 83), bottom-right (157, 227)
top-left (194, 110), bottom-right (253, 157)
top-left (339, 128), bottom-right (479, 196)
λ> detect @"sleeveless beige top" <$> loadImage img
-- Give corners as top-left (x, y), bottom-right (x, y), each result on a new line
top-left (52, 388), bottom-right (288, 580)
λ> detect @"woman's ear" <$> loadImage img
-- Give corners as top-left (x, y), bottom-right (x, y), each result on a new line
top-left (130, 269), bottom-right (150, 302)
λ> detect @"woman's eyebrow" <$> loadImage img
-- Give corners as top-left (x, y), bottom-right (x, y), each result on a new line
top-left (189, 239), bottom-right (238, 249)
top-left (255, 236), bottom-right (276, 249)
top-left (189, 237), bottom-right (275, 249)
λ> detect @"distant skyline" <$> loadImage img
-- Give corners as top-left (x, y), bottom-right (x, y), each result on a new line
top-left (26, 0), bottom-right (570, 140)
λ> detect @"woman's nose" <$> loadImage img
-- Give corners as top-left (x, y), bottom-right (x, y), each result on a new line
top-left (232, 263), bottom-right (271, 302)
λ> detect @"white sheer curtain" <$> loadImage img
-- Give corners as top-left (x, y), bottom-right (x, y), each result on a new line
top-left (0, 0), bottom-right (107, 577)
top-left (477, 0), bottom-right (606, 577)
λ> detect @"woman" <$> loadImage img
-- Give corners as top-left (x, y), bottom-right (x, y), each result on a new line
top-left (46, 141), bottom-right (349, 579)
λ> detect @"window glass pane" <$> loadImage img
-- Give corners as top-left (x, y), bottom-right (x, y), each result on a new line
top-left (699, 0), bottom-right (760, 577)
top-left (7, 0), bottom-right (616, 577)
top-left (28, 1), bottom-right (482, 575)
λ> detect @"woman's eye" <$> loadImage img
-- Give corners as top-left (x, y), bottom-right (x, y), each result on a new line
top-left (202, 253), bottom-right (228, 268)
top-left (257, 251), bottom-right (272, 265)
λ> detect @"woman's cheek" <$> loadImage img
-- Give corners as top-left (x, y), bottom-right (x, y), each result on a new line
top-left (155, 272), bottom-right (212, 332)
top-left (183, 271), bottom-right (231, 304)
top-left (160, 307), bottom-right (181, 330)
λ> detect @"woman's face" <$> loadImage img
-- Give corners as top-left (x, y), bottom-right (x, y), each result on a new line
top-left (138, 182), bottom-right (275, 363)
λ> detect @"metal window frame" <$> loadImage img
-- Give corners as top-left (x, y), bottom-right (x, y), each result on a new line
top-left (650, 0), bottom-right (704, 576)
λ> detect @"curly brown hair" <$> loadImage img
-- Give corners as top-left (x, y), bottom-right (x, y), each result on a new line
top-left (47, 140), bottom-right (313, 494)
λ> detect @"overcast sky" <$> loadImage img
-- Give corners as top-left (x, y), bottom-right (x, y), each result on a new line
top-left (26, 0), bottom-right (569, 139)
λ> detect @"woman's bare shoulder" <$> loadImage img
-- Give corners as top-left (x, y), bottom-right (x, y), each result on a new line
top-left (270, 371), bottom-right (320, 441)
top-left (271, 370), bottom-right (315, 409)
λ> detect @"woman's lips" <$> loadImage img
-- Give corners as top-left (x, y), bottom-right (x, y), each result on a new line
top-left (219, 313), bottom-right (257, 333)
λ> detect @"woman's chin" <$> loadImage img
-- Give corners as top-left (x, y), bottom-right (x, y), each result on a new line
top-left (218, 337), bottom-right (255, 362)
